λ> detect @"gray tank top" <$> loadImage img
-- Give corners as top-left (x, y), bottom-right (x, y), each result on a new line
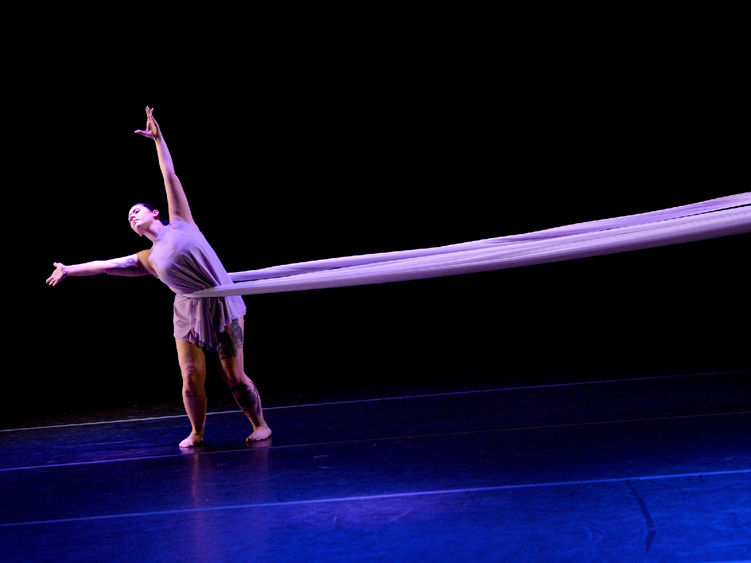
top-left (149, 219), bottom-right (246, 350)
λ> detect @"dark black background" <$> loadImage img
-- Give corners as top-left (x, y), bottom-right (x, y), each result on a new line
top-left (7, 11), bottom-right (749, 426)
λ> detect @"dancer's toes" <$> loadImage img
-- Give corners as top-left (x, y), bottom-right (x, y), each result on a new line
top-left (246, 424), bottom-right (272, 443)
top-left (179, 432), bottom-right (204, 448)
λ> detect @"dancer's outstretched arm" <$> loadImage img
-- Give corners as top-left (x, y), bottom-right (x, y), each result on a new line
top-left (135, 106), bottom-right (195, 226)
top-left (46, 251), bottom-right (152, 286)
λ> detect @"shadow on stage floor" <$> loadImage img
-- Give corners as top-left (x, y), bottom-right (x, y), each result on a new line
top-left (1, 369), bottom-right (750, 561)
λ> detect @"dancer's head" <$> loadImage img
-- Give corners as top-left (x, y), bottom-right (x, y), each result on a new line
top-left (128, 203), bottom-right (168, 236)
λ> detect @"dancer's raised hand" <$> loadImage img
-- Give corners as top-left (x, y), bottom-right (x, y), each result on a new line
top-left (134, 106), bottom-right (161, 140)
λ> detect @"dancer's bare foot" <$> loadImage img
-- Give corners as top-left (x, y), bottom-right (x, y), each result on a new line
top-left (246, 424), bottom-right (272, 444)
top-left (179, 432), bottom-right (205, 448)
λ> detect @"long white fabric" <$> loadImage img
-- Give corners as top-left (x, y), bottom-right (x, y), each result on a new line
top-left (191, 193), bottom-right (751, 298)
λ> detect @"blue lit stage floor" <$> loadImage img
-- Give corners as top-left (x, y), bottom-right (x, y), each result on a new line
top-left (2, 370), bottom-right (750, 562)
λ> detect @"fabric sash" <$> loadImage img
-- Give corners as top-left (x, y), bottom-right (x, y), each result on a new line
top-left (191, 193), bottom-right (751, 298)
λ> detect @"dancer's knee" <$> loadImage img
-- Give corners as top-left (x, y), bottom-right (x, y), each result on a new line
top-left (180, 363), bottom-right (206, 390)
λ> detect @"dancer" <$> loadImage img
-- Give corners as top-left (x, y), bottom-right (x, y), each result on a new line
top-left (46, 107), bottom-right (272, 448)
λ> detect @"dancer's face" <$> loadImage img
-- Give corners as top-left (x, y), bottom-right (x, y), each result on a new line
top-left (128, 205), bottom-right (158, 236)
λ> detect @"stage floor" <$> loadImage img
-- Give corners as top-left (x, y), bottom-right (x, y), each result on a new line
top-left (1, 370), bottom-right (750, 561)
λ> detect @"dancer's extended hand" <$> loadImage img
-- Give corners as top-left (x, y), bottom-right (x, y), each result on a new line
top-left (134, 106), bottom-right (161, 140)
top-left (46, 262), bottom-right (68, 286)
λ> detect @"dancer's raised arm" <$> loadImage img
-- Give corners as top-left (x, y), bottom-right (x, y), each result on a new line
top-left (135, 107), bottom-right (195, 225)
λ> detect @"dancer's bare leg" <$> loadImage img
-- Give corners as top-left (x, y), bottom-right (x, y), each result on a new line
top-left (175, 338), bottom-right (208, 448)
top-left (218, 317), bottom-right (272, 443)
